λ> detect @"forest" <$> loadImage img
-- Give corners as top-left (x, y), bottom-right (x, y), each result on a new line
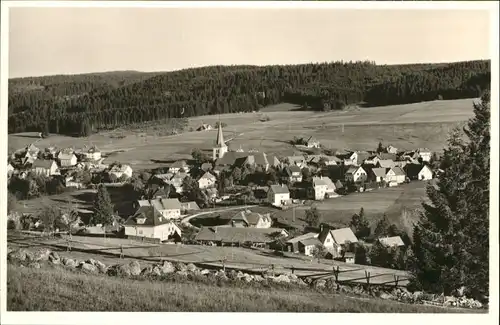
top-left (8, 60), bottom-right (490, 137)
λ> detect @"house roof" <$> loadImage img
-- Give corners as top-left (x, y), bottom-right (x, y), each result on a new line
top-left (230, 210), bottom-right (269, 227)
top-left (390, 166), bottom-right (406, 176)
top-left (170, 160), bottom-right (188, 169)
top-left (180, 201), bottom-right (200, 211)
top-left (321, 176), bottom-right (337, 191)
top-left (346, 166), bottom-right (364, 175)
top-left (288, 165), bottom-right (301, 173)
top-left (286, 155), bottom-right (305, 164)
top-left (110, 164), bottom-right (132, 172)
top-left (356, 151), bottom-right (371, 164)
top-left (269, 184), bottom-right (289, 194)
top-left (194, 226), bottom-right (287, 243)
top-left (200, 171), bottom-right (216, 181)
top-left (317, 228), bottom-right (332, 244)
top-left (378, 153), bottom-right (397, 161)
top-left (417, 148), bottom-right (431, 153)
top-left (331, 228), bottom-right (358, 245)
top-left (137, 198), bottom-right (181, 211)
top-left (335, 180), bottom-right (344, 189)
top-left (58, 152), bottom-right (76, 160)
top-left (286, 232), bottom-right (318, 244)
top-left (299, 238), bottom-right (322, 247)
top-left (154, 173), bottom-right (174, 182)
top-left (405, 163), bottom-right (427, 177)
top-left (266, 154), bottom-right (281, 166)
top-left (201, 162), bottom-right (213, 171)
top-left (378, 159), bottom-right (396, 168)
top-left (371, 167), bottom-right (388, 178)
top-left (312, 176), bottom-right (329, 187)
top-left (32, 159), bottom-right (55, 169)
top-left (378, 236), bottom-right (405, 247)
top-left (215, 151), bottom-right (248, 166)
top-left (87, 146), bottom-right (101, 153)
top-left (124, 206), bottom-right (173, 227)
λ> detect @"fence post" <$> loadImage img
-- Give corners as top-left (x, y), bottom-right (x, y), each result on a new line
top-left (120, 245), bottom-right (124, 259)
top-left (222, 259), bottom-right (226, 272)
top-left (334, 266), bottom-right (340, 290)
top-left (394, 275), bottom-right (399, 288)
top-left (271, 264), bottom-right (275, 276)
top-left (291, 266), bottom-right (295, 274)
top-left (365, 270), bottom-right (371, 292)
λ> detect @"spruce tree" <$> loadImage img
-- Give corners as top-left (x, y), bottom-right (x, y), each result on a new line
top-left (93, 184), bottom-right (114, 226)
top-left (410, 92), bottom-right (490, 301)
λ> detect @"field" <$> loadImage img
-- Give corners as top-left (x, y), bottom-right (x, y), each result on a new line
top-left (8, 98), bottom-right (476, 170)
top-left (274, 181), bottom-right (429, 230)
top-left (8, 232), bottom-right (409, 285)
top-left (7, 264), bottom-right (474, 313)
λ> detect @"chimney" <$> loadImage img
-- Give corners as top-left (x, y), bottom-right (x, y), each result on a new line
top-left (231, 221), bottom-right (235, 227)
top-left (320, 224), bottom-right (324, 233)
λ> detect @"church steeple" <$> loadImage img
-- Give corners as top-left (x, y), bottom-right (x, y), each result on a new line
top-left (213, 118), bottom-right (228, 161)
top-left (216, 121), bottom-right (226, 147)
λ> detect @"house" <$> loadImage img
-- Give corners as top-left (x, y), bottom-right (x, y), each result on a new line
top-left (370, 167), bottom-right (388, 183)
top-left (44, 147), bottom-right (58, 159)
top-left (331, 228), bottom-right (358, 246)
top-left (386, 145), bottom-right (398, 154)
top-left (416, 148), bottom-right (432, 162)
top-left (405, 164), bottom-right (433, 181)
top-left (194, 226), bottom-right (288, 247)
top-left (84, 146), bottom-right (102, 161)
top-left (378, 236), bottom-right (405, 248)
top-left (228, 210), bottom-right (272, 228)
top-left (214, 151), bottom-right (248, 168)
top-left (135, 198), bottom-right (182, 220)
top-left (180, 201), bottom-right (200, 213)
top-left (337, 151), bottom-right (358, 166)
top-left (286, 232), bottom-right (318, 253)
top-left (237, 152), bottom-right (270, 171)
top-left (24, 143), bottom-right (40, 158)
top-left (169, 160), bottom-right (190, 174)
top-left (22, 156), bottom-right (36, 166)
top-left (285, 155), bottom-right (306, 168)
top-left (345, 166), bottom-right (367, 183)
top-left (385, 167), bottom-right (406, 184)
top-left (305, 136), bottom-right (320, 149)
top-left (266, 154), bottom-right (282, 168)
top-left (311, 176), bottom-right (329, 200)
top-left (65, 176), bottom-right (84, 189)
top-left (298, 238), bottom-right (323, 256)
top-left (124, 206), bottom-right (182, 242)
top-left (317, 227), bottom-right (340, 252)
top-left (336, 252), bottom-right (355, 264)
top-left (364, 155), bottom-right (380, 166)
top-left (267, 184), bottom-right (290, 207)
top-left (307, 155), bottom-right (339, 167)
top-left (197, 123), bottom-right (213, 131)
top-left (57, 152), bottom-right (78, 167)
top-left (356, 151), bottom-right (371, 165)
top-left (377, 159), bottom-right (396, 169)
top-left (283, 165), bottom-right (303, 183)
top-left (108, 164), bottom-right (133, 179)
top-left (198, 171), bottom-right (216, 189)
top-left (7, 163), bottom-right (15, 177)
top-left (378, 153), bottom-right (398, 161)
top-left (213, 121), bottom-right (228, 160)
top-left (30, 160), bottom-right (59, 177)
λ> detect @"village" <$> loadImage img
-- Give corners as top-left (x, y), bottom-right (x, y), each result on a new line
top-left (6, 120), bottom-right (441, 271)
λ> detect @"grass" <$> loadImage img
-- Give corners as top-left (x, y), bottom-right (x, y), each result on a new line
top-left (8, 98), bottom-right (475, 169)
top-left (6, 264), bottom-right (475, 312)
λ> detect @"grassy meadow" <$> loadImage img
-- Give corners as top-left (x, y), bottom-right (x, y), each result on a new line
top-left (7, 264), bottom-right (474, 313)
top-left (8, 98), bottom-right (475, 169)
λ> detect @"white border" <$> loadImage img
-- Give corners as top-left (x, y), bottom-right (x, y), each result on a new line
top-left (1, 1), bottom-right (498, 325)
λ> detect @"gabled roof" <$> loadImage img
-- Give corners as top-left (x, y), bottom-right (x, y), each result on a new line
top-left (317, 228), bottom-right (332, 244)
top-left (377, 153), bottom-right (397, 161)
top-left (215, 151), bottom-right (248, 166)
top-left (194, 226), bottom-right (287, 243)
top-left (170, 160), bottom-right (188, 169)
top-left (266, 154), bottom-right (281, 167)
top-left (230, 210), bottom-right (270, 227)
top-left (32, 159), bottom-right (56, 169)
top-left (124, 205), bottom-right (173, 227)
top-left (299, 238), bottom-right (322, 247)
top-left (356, 151), bottom-right (371, 164)
top-left (389, 166), bottom-right (406, 176)
top-left (331, 228), bottom-right (358, 245)
top-left (200, 171), bottom-right (216, 181)
top-left (288, 165), bottom-right (301, 174)
top-left (371, 167), bottom-right (388, 178)
top-left (269, 184), bottom-right (289, 194)
top-left (404, 163), bottom-right (430, 177)
top-left (286, 232), bottom-right (318, 244)
top-left (312, 176), bottom-right (329, 187)
top-left (378, 236), bottom-right (405, 247)
top-left (378, 159), bottom-right (396, 168)
top-left (286, 155), bottom-right (306, 164)
top-left (417, 148), bottom-right (431, 153)
top-left (180, 201), bottom-right (200, 211)
top-left (137, 198), bottom-right (181, 211)
top-left (346, 166), bottom-right (365, 175)
top-left (58, 152), bottom-right (76, 160)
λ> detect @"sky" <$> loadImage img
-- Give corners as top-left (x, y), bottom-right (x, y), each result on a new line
top-left (8, 7), bottom-right (491, 78)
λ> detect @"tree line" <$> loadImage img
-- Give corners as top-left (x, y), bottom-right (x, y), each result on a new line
top-left (8, 60), bottom-right (490, 136)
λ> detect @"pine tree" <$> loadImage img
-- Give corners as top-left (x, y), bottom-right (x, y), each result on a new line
top-left (349, 207), bottom-right (371, 239)
top-left (374, 214), bottom-right (390, 238)
top-left (410, 92), bottom-right (490, 301)
top-left (93, 184), bottom-right (114, 226)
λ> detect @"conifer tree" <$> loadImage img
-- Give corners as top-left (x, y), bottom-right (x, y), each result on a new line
top-left (410, 91), bottom-right (490, 301)
top-left (93, 184), bottom-right (114, 226)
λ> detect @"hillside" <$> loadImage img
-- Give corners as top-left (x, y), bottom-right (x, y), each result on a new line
top-left (7, 264), bottom-right (475, 312)
top-left (8, 60), bottom-right (490, 136)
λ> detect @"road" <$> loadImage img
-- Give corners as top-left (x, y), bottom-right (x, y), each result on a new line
top-left (180, 205), bottom-right (258, 230)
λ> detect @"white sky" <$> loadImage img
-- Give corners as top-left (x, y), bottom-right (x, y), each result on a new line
top-left (8, 7), bottom-right (491, 78)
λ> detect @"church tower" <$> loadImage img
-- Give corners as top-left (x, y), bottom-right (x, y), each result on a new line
top-left (213, 121), bottom-right (228, 160)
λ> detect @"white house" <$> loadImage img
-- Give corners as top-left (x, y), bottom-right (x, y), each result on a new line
top-left (31, 160), bottom-right (59, 177)
top-left (169, 160), bottom-right (190, 174)
top-left (198, 171), bottom-right (217, 189)
top-left (416, 148), bottom-right (432, 162)
top-left (338, 151), bottom-right (358, 166)
top-left (124, 206), bottom-right (182, 242)
top-left (135, 198), bottom-right (182, 220)
top-left (385, 167), bottom-right (406, 184)
top-left (311, 177), bottom-right (329, 200)
top-left (84, 146), bottom-right (102, 161)
top-left (370, 167), bottom-right (388, 183)
top-left (283, 165), bottom-right (303, 183)
top-left (285, 155), bottom-right (306, 168)
top-left (267, 184), bottom-right (290, 207)
top-left (108, 164), bottom-right (133, 179)
top-left (345, 166), bottom-right (367, 183)
top-left (57, 152), bottom-right (78, 167)
top-left (298, 238), bottom-right (323, 256)
top-left (386, 145), bottom-right (398, 154)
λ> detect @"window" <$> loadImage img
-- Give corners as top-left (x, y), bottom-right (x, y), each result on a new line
top-left (138, 229), bottom-right (143, 235)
